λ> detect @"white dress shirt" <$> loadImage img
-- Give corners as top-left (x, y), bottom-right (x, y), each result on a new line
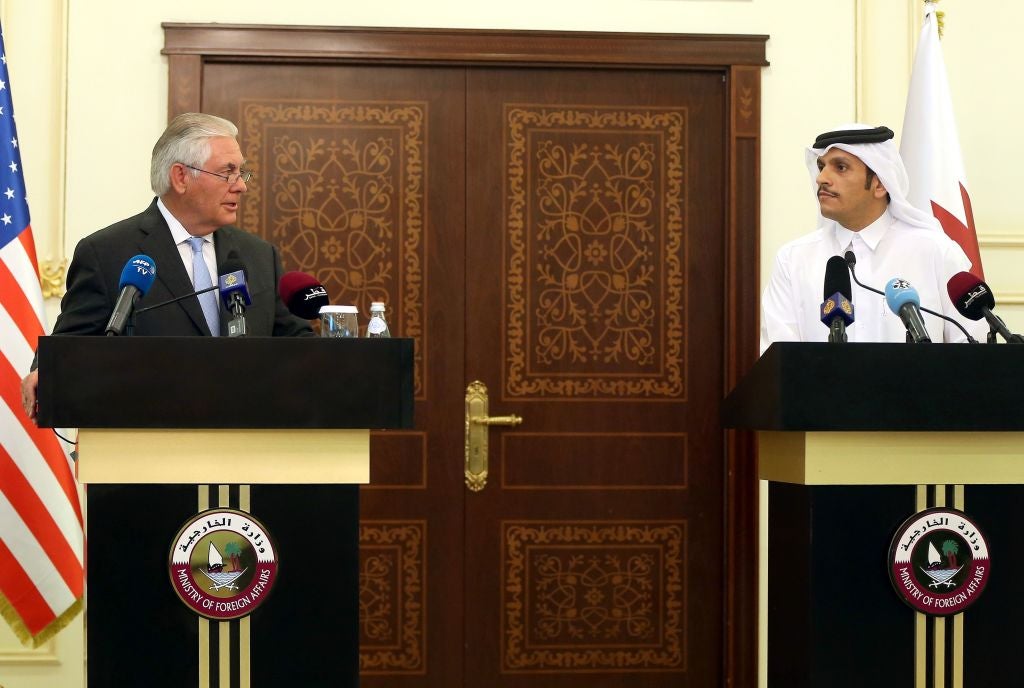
top-left (760, 209), bottom-right (985, 354)
top-left (156, 197), bottom-right (218, 287)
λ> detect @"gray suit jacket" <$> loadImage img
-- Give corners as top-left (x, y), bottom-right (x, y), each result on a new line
top-left (50, 199), bottom-right (312, 338)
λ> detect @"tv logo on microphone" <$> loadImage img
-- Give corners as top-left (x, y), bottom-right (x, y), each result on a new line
top-left (822, 296), bottom-right (852, 317)
top-left (222, 273), bottom-right (239, 287)
top-left (963, 284), bottom-right (989, 309)
top-left (131, 257), bottom-right (154, 276)
top-left (890, 278), bottom-right (912, 291)
top-left (304, 287), bottom-right (327, 301)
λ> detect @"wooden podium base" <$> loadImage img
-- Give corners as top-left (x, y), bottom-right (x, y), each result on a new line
top-left (723, 344), bottom-right (1024, 687)
top-left (34, 336), bottom-right (414, 688)
top-left (768, 483), bottom-right (917, 687)
top-left (87, 483), bottom-right (359, 688)
top-left (768, 483), bottom-right (1024, 687)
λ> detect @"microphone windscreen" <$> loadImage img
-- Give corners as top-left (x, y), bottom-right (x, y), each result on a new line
top-left (844, 250), bottom-right (857, 269)
top-left (119, 254), bottom-right (157, 294)
top-left (220, 253), bottom-right (247, 278)
top-left (279, 271), bottom-right (318, 302)
top-left (279, 271), bottom-right (329, 319)
top-left (946, 271), bottom-right (993, 321)
top-left (885, 278), bottom-right (920, 314)
top-left (823, 255), bottom-right (852, 300)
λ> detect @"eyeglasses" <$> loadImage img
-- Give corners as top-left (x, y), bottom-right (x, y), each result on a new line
top-left (180, 163), bottom-right (254, 185)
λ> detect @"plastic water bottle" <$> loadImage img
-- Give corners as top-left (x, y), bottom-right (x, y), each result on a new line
top-left (366, 302), bottom-right (391, 338)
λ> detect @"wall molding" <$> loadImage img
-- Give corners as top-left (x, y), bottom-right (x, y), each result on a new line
top-left (979, 234), bottom-right (1024, 249)
top-left (0, 638), bottom-right (59, 665)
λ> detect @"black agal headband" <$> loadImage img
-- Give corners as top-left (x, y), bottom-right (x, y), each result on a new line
top-left (813, 125), bottom-right (895, 149)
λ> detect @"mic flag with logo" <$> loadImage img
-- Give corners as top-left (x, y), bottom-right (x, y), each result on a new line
top-left (0, 26), bottom-right (84, 647)
top-left (900, 1), bottom-right (984, 279)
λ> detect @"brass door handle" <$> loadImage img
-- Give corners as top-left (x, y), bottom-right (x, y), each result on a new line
top-left (465, 381), bottom-right (523, 491)
top-left (471, 415), bottom-right (523, 427)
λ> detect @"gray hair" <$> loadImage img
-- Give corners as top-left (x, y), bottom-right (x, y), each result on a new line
top-left (150, 113), bottom-right (238, 196)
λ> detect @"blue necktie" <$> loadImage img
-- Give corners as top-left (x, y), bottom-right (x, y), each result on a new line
top-left (187, 236), bottom-right (220, 336)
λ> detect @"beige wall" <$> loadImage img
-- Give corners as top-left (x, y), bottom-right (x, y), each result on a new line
top-left (0, 1), bottom-right (1019, 686)
top-left (14, 0), bottom-right (1022, 330)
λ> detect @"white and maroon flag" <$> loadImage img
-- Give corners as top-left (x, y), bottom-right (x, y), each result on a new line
top-left (0, 26), bottom-right (84, 647)
top-left (900, 1), bottom-right (984, 278)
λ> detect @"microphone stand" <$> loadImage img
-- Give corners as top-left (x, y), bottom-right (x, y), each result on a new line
top-left (986, 313), bottom-right (1024, 344)
top-left (828, 318), bottom-right (847, 343)
top-left (134, 284), bottom-right (219, 315)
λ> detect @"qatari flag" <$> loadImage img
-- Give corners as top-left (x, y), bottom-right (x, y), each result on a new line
top-left (900, 1), bottom-right (984, 279)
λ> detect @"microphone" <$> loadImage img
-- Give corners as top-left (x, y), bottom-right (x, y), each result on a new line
top-left (947, 272), bottom-right (1024, 344)
top-left (218, 254), bottom-right (250, 338)
top-left (279, 271), bottom-right (329, 319)
top-left (885, 278), bottom-right (931, 343)
top-left (104, 255), bottom-right (157, 336)
top-left (846, 251), bottom-right (977, 343)
top-left (820, 255), bottom-right (854, 343)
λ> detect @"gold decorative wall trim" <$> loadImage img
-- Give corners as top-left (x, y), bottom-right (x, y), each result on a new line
top-left (991, 293), bottom-right (1024, 306)
top-left (978, 234), bottom-right (1024, 304)
top-left (854, 0), bottom-right (918, 123)
top-left (40, 257), bottom-right (67, 298)
top-left (3, 0), bottom-right (71, 298)
top-left (55, 0), bottom-right (70, 294)
top-left (0, 638), bottom-right (59, 664)
top-left (978, 234), bottom-right (1024, 249)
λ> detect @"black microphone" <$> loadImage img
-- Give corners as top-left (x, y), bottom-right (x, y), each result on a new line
top-left (843, 251), bottom-right (885, 296)
top-left (947, 272), bottom-right (1024, 344)
top-left (218, 254), bottom-right (250, 338)
top-left (845, 251), bottom-right (978, 343)
top-left (820, 256), bottom-right (854, 343)
top-left (105, 255), bottom-right (157, 336)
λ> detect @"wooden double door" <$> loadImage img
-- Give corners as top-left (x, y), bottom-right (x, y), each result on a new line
top-left (179, 25), bottom-right (763, 687)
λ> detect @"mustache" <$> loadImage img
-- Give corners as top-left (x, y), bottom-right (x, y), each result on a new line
top-left (817, 185), bottom-right (837, 197)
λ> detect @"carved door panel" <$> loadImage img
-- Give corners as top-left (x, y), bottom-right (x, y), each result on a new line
top-left (463, 68), bottom-right (727, 686)
top-left (202, 59), bottom-right (728, 687)
top-left (201, 63), bottom-right (468, 685)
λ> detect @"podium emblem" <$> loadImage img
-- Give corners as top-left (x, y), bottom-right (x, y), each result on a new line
top-left (888, 508), bottom-right (990, 616)
top-left (169, 508), bottom-right (279, 620)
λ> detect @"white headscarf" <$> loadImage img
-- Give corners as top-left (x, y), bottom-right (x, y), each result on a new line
top-left (805, 123), bottom-right (939, 231)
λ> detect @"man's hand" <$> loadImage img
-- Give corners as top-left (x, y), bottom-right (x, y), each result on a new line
top-left (21, 369), bottom-right (38, 421)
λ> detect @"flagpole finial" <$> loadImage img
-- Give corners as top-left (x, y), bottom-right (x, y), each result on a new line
top-left (925, 0), bottom-right (946, 39)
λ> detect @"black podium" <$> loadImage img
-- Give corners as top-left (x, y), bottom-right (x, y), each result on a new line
top-left (37, 336), bottom-right (414, 688)
top-left (723, 343), bottom-right (1024, 688)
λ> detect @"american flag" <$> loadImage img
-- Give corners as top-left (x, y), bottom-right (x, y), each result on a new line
top-left (0, 26), bottom-right (83, 647)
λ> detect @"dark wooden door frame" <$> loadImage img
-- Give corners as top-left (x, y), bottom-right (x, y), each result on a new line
top-left (163, 24), bottom-right (767, 687)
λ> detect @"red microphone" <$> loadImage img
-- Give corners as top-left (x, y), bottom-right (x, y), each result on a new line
top-left (279, 271), bottom-right (329, 320)
top-left (947, 271), bottom-right (1023, 343)
top-left (946, 272), bottom-right (994, 321)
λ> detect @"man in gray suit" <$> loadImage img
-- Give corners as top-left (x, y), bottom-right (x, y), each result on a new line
top-left (21, 112), bottom-right (311, 418)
